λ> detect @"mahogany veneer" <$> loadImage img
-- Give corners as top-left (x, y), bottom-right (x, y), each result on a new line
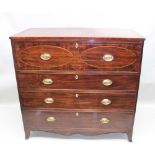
top-left (10, 28), bottom-right (145, 141)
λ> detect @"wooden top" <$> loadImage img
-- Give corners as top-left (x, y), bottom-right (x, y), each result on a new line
top-left (10, 28), bottom-right (144, 41)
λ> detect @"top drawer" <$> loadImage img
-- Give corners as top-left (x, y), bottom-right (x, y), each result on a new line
top-left (12, 41), bottom-right (143, 72)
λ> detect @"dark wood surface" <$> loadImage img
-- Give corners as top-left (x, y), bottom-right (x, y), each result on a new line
top-left (23, 110), bottom-right (133, 131)
top-left (21, 92), bottom-right (136, 111)
top-left (13, 42), bottom-right (142, 71)
top-left (17, 72), bottom-right (139, 91)
top-left (10, 28), bottom-right (145, 141)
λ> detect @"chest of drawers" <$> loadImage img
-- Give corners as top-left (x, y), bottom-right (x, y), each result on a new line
top-left (10, 28), bottom-right (145, 141)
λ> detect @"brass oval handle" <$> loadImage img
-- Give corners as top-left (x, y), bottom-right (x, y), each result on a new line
top-left (44, 98), bottom-right (54, 104)
top-left (103, 54), bottom-right (114, 61)
top-left (102, 79), bottom-right (113, 86)
top-left (46, 117), bottom-right (56, 122)
top-left (40, 53), bottom-right (51, 60)
top-left (101, 99), bottom-right (111, 105)
top-left (100, 118), bottom-right (110, 124)
top-left (42, 79), bottom-right (53, 85)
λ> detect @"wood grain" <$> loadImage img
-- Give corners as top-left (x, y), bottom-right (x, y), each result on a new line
top-left (23, 110), bottom-right (133, 131)
top-left (13, 41), bottom-right (142, 71)
top-left (21, 92), bottom-right (136, 111)
top-left (10, 28), bottom-right (145, 141)
top-left (10, 28), bottom-right (144, 41)
top-left (17, 72), bottom-right (139, 91)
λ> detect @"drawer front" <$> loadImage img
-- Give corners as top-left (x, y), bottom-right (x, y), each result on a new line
top-left (23, 110), bottom-right (133, 131)
top-left (21, 92), bottom-right (136, 111)
top-left (14, 44), bottom-right (74, 70)
top-left (77, 93), bottom-right (136, 110)
top-left (80, 45), bottom-right (140, 72)
top-left (13, 42), bottom-right (142, 72)
top-left (17, 73), bottom-right (139, 91)
top-left (21, 92), bottom-right (77, 108)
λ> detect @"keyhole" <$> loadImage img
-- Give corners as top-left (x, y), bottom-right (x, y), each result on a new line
top-left (75, 94), bottom-right (79, 98)
top-left (75, 75), bottom-right (78, 80)
top-left (75, 112), bottom-right (79, 117)
top-left (75, 42), bottom-right (78, 48)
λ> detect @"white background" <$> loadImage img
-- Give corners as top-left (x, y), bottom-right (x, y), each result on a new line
top-left (0, 0), bottom-right (155, 155)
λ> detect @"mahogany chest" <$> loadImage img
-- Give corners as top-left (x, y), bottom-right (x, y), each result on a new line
top-left (10, 28), bottom-right (145, 141)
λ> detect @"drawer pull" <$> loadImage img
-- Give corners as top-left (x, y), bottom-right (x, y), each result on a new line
top-left (44, 98), bottom-right (54, 104)
top-left (42, 78), bottom-right (53, 85)
top-left (46, 117), bottom-right (56, 122)
top-left (100, 118), bottom-right (110, 124)
top-left (40, 53), bottom-right (51, 60)
top-left (102, 79), bottom-right (113, 86)
top-left (101, 99), bottom-right (111, 105)
top-left (103, 54), bottom-right (114, 61)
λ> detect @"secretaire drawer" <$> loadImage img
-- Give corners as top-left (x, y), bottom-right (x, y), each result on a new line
top-left (21, 92), bottom-right (136, 111)
top-left (23, 110), bottom-right (133, 131)
top-left (13, 42), bottom-right (142, 72)
top-left (17, 72), bottom-right (139, 91)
